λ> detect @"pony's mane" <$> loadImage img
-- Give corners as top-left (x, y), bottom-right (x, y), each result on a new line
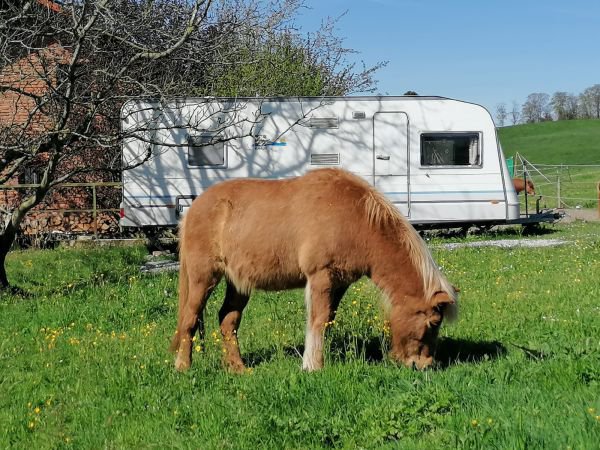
top-left (361, 183), bottom-right (457, 311)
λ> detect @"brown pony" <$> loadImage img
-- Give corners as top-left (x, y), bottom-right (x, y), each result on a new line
top-left (170, 168), bottom-right (458, 372)
top-left (513, 178), bottom-right (535, 195)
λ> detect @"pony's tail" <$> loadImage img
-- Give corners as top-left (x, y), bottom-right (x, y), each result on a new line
top-left (169, 216), bottom-right (188, 353)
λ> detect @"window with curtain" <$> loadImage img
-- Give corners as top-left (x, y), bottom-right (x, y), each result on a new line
top-left (420, 133), bottom-right (481, 166)
top-left (187, 134), bottom-right (225, 167)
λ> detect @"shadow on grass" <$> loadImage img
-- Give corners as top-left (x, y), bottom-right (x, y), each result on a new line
top-left (422, 224), bottom-right (558, 240)
top-left (506, 342), bottom-right (549, 361)
top-left (434, 337), bottom-right (507, 368)
top-left (243, 335), bottom-right (508, 369)
top-left (243, 336), bottom-right (386, 368)
top-left (0, 285), bottom-right (33, 299)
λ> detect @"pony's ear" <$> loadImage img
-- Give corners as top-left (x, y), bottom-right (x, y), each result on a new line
top-left (433, 291), bottom-right (455, 306)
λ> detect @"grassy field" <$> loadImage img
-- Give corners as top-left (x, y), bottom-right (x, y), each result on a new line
top-left (1, 222), bottom-right (600, 449)
top-left (498, 119), bottom-right (600, 208)
top-left (498, 119), bottom-right (600, 165)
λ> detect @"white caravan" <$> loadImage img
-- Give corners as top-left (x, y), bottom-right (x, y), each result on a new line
top-left (120, 96), bottom-right (548, 229)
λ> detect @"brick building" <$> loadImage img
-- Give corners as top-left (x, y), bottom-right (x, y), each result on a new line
top-left (0, 0), bottom-right (120, 239)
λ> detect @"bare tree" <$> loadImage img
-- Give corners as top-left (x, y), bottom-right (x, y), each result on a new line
top-left (495, 102), bottom-right (507, 127)
top-left (579, 84), bottom-right (600, 119)
top-left (551, 91), bottom-right (569, 120)
top-left (510, 101), bottom-right (521, 125)
top-left (565, 93), bottom-right (579, 119)
top-left (0, 0), bottom-right (382, 288)
top-left (521, 93), bottom-right (551, 123)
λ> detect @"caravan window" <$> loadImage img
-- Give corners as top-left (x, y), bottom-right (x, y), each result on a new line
top-left (188, 134), bottom-right (225, 167)
top-left (420, 133), bottom-right (481, 166)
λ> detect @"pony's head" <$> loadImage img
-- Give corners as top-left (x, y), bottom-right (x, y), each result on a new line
top-left (360, 176), bottom-right (459, 369)
top-left (390, 288), bottom-right (458, 369)
top-left (525, 180), bottom-right (536, 195)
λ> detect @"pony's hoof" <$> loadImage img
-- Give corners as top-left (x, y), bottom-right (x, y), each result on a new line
top-left (301, 361), bottom-right (323, 372)
top-left (174, 357), bottom-right (191, 372)
top-left (225, 361), bottom-right (246, 374)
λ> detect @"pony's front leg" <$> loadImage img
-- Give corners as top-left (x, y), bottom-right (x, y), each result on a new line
top-left (302, 272), bottom-right (339, 371)
top-left (219, 282), bottom-right (250, 373)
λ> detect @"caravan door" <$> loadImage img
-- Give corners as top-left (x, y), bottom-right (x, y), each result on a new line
top-left (373, 112), bottom-right (410, 217)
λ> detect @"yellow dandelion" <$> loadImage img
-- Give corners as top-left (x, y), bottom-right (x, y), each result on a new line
top-left (28, 421), bottom-right (35, 429)
top-left (471, 419), bottom-right (478, 427)
top-left (487, 418), bottom-right (493, 425)
top-left (194, 345), bottom-right (202, 353)
top-left (34, 407), bottom-right (41, 414)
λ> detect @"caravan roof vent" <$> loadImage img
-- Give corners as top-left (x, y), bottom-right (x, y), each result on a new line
top-left (308, 117), bottom-right (339, 129)
top-left (310, 153), bottom-right (340, 165)
top-left (352, 111), bottom-right (366, 119)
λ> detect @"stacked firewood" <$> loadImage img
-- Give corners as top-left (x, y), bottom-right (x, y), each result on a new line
top-left (21, 212), bottom-right (120, 235)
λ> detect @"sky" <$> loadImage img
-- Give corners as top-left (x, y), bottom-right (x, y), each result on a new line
top-left (295, 0), bottom-right (600, 118)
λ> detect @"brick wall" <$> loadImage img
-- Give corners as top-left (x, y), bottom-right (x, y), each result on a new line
top-left (1, 41), bottom-right (121, 237)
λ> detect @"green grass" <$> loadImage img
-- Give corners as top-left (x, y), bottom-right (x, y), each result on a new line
top-left (499, 119), bottom-right (600, 165)
top-left (1, 224), bottom-right (600, 449)
top-left (498, 120), bottom-right (600, 208)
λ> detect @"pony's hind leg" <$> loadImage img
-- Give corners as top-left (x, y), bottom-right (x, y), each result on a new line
top-left (219, 281), bottom-right (250, 373)
top-left (174, 272), bottom-right (220, 372)
top-left (302, 272), bottom-right (344, 371)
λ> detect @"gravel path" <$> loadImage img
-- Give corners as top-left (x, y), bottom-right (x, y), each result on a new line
top-left (439, 238), bottom-right (569, 250)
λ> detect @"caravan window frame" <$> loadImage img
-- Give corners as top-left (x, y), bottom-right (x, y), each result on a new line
top-left (419, 131), bottom-right (483, 169)
top-left (187, 133), bottom-right (227, 169)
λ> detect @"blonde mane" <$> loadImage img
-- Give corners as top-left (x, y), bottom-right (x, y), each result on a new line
top-left (362, 186), bottom-right (457, 309)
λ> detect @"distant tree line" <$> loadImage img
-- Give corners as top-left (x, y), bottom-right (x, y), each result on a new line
top-left (495, 84), bottom-right (600, 126)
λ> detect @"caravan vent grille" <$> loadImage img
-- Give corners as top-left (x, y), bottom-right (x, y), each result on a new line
top-left (310, 153), bottom-right (340, 165)
top-left (308, 117), bottom-right (339, 128)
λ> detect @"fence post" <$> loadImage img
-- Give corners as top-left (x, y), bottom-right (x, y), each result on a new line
top-left (92, 184), bottom-right (98, 239)
top-left (597, 181), bottom-right (600, 218)
top-left (557, 176), bottom-right (561, 208)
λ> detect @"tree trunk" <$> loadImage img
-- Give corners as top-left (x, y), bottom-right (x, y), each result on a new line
top-left (0, 250), bottom-right (9, 289)
top-left (0, 222), bottom-right (17, 289)
top-left (0, 188), bottom-right (46, 290)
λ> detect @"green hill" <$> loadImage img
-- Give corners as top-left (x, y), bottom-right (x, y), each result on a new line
top-left (498, 119), bottom-right (600, 208)
top-left (498, 119), bottom-right (600, 164)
